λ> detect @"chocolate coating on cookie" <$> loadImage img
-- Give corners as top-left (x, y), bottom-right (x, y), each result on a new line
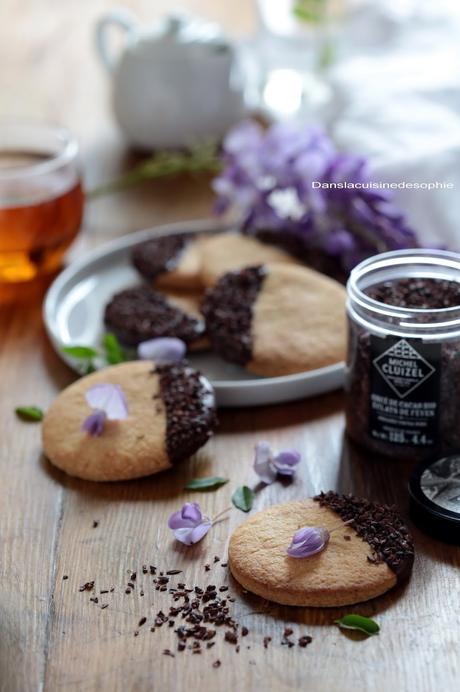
top-left (314, 491), bottom-right (414, 582)
top-left (201, 266), bottom-right (266, 365)
top-left (132, 234), bottom-right (189, 281)
top-left (154, 363), bottom-right (217, 462)
top-left (104, 286), bottom-right (204, 346)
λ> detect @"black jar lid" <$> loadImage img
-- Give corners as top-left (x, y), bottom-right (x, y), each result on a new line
top-left (409, 452), bottom-right (460, 544)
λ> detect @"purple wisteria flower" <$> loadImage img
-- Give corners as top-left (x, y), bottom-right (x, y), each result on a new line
top-left (253, 441), bottom-right (301, 484)
top-left (213, 120), bottom-right (420, 273)
top-left (168, 502), bottom-right (212, 546)
top-left (81, 383), bottom-right (128, 437)
top-left (287, 526), bottom-right (330, 558)
top-left (137, 337), bottom-right (186, 363)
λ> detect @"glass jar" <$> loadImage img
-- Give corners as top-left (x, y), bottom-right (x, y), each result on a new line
top-left (346, 249), bottom-right (460, 461)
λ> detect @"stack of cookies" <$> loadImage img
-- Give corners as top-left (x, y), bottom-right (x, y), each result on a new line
top-left (104, 230), bottom-right (347, 377)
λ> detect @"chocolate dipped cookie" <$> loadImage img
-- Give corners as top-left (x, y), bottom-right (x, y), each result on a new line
top-left (132, 234), bottom-right (202, 290)
top-left (228, 493), bottom-right (414, 607)
top-left (42, 361), bottom-right (217, 481)
top-left (201, 263), bottom-right (347, 377)
top-left (199, 231), bottom-right (301, 287)
top-left (104, 286), bottom-right (206, 348)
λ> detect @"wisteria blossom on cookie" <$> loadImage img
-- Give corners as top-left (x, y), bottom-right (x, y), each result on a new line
top-left (253, 441), bottom-right (301, 484)
top-left (137, 337), bottom-right (186, 363)
top-left (81, 383), bottom-right (128, 437)
top-left (168, 502), bottom-right (212, 545)
top-left (287, 526), bottom-right (330, 558)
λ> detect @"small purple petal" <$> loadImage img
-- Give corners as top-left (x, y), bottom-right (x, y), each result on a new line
top-left (168, 502), bottom-right (212, 545)
top-left (173, 520), bottom-right (212, 546)
top-left (287, 526), bottom-right (330, 558)
top-left (137, 337), bottom-right (186, 363)
top-left (253, 441), bottom-right (277, 484)
top-left (189, 520), bottom-right (213, 544)
top-left (181, 502), bottom-right (203, 524)
top-left (85, 383), bottom-right (128, 420)
top-left (81, 410), bottom-right (107, 437)
top-left (273, 450), bottom-right (301, 476)
top-left (168, 502), bottom-right (202, 530)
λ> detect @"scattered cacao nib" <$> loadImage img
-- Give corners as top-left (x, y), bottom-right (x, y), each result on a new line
top-left (314, 491), bottom-right (414, 582)
top-left (213, 556), bottom-right (220, 563)
top-left (343, 535), bottom-right (351, 541)
top-left (201, 265), bottom-right (266, 365)
top-left (298, 635), bottom-right (313, 648)
top-left (241, 627), bottom-right (249, 637)
top-left (163, 649), bottom-right (175, 657)
top-left (138, 617), bottom-right (147, 627)
top-left (62, 575), bottom-right (68, 580)
top-left (166, 569), bottom-right (182, 575)
top-left (79, 581), bottom-right (94, 592)
top-left (100, 604), bottom-right (109, 610)
top-left (224, 631), bottom-right (238, 645)
top-left (213, 660), bottom-right (221, 668)
top-left (263, 636), bottom-right (272, 649)
top-left (92, 520), bottom-right (99, 528)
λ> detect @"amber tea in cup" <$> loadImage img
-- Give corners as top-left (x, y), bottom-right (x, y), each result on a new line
top-left (0, 122), bottom-right (83, 283)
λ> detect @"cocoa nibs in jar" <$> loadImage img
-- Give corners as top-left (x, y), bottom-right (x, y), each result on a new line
top-left (346, 251), bottom-right (460, 461)
top-left (366, 278), bottom-right (460, 309)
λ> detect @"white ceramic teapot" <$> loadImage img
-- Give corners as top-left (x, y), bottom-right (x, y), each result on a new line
top-left (95, 9), bottom-right (246, 150)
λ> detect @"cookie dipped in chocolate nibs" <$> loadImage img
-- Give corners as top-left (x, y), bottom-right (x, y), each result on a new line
top-left (132, 233), bottom-right (202, 290)
top-left (202, 263), bottom-right (346, 377)
top-left (104, 285), bottom-right (205, 348)
top-left (42, 361), bottom-right (216, 481)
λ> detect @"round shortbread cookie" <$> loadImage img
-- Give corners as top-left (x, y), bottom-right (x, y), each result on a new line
top-left (201, 263), bottom-right (347, 377)
top-left (132, 234), bottom-right (202, 290)
top-left (104, 286), bottom-right (206, 348)
top-left (228, 494), bottom-right (414, 607)
top-left (42, 361), bottom-right (216, 481)
top-left (199, 232), bottom-right (301, 287)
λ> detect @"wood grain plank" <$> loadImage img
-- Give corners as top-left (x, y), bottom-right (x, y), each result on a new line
top-left (0, 303), bottom-right (72, 692)
top-left (0, 1), bottom-right (460, 691)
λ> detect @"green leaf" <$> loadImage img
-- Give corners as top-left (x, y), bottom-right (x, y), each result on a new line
top-left (15, 406), bottom-right (44, 422)
top-left (102, 333), bottom-right (126, 365)
top-left (185, 476), bottom-right (229, 491)
top-left (62, 345), bottom-right (99, 359)
top-left (231, 486), bottom-right (255, 512)
top-left (334, 614), bottom-right (380, 636)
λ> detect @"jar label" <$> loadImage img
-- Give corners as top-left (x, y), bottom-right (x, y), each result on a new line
top-left (369, 336), bottom-right (440, 447)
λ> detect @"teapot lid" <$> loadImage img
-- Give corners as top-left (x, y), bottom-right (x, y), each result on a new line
top-left (139, 13), bottom-right (230, 51)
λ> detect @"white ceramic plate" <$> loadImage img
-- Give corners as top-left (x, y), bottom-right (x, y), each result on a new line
top-left (43, 219), bottom-right (345, 407)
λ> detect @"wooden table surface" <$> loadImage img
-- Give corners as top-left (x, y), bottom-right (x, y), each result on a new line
top-left (0, 2), bottom-right (459, 691)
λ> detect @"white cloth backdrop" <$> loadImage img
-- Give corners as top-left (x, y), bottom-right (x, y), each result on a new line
top-left (328, 0), bottom-right (460, 249)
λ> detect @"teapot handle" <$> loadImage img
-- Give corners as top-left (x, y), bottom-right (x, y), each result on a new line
top-left (95, 9), bottom-right (137, 71)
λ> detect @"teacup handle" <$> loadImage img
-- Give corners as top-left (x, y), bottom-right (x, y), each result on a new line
top-left (95, 9), bottom-right (137, 71)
